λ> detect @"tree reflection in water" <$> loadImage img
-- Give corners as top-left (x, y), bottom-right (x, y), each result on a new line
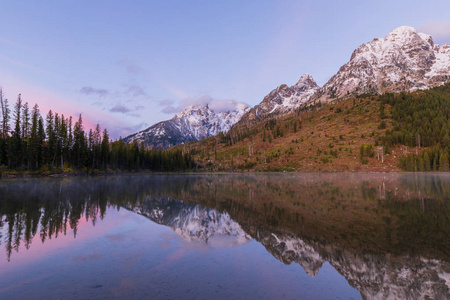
top-left (0, 173), bottom-right (449, 299)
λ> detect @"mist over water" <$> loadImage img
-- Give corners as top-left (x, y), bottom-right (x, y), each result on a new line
top-left (0, 173), bottom-right (449, 299)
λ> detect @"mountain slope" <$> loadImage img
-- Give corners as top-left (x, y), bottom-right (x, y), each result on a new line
top-left (181, 82), bottom-right (450, 172)
top-left (314, 26), bottom-right (450, 101)
top-left (240, 73), bottom-right (319, 124)
top-left (124, 103), bottom-right (249, 149)
top-left (126, 26), bottom-right (450, 150)
top-left (123, 177), bottom-right (450, 300)
top-left (126, 197), bottom-right (251, 246)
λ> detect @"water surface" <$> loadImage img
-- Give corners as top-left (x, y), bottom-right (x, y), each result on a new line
top-left (1, 173), bottom-right (449, 299)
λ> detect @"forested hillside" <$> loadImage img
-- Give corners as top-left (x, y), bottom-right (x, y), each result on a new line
top-left (380, 83), bottom-right (450, 171)
top-left (2, 82), bottom-right (448, 175)
top-left (178, 83), bottom-right (450, 172)
top-left (0, 89), bottom-right (194, 175)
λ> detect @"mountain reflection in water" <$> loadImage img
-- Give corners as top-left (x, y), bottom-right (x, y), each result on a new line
top-left (0, 173), bottom-right (449, 299)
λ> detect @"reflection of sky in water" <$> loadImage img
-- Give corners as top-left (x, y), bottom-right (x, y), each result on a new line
top-left (2, 173), bottom-right (449, 299)
top-left (0, 206), bottom-right (360, 299)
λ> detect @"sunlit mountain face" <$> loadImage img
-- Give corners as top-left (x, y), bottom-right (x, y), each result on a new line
top-left (1, 174), bottom-right (450, 299)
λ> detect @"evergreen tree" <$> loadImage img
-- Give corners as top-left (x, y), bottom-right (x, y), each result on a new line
top-left (0, 87), bottom-right (195, 173)
top-left (38, 117), bottom-right (45, 165)
top-left (423, 151), bottom-right (431, 171)
top-left (439, 152), bottom-right (449, 172)
top-left (29, 104), bottom-right (41, 169)
top-left (417, 156), bottom-right (425, 172)
top-left (21, 102), bottom-right (30, 140)
top-left (46, 110), bottom-right (55, 165)
top-left (92, 124), bottom-right (101, 169)
top-left (9, 95), bottom-right (23, 168)
top-left (101, 129), bottom-right (109, 170)
top-left (0, 88), bottom-right (10, 165)
top-left (72, 114), bottom-right (86, 167)
top-left (0, 88), bottom-right (11, 139)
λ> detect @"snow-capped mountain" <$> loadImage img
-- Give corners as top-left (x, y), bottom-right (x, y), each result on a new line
top-left (124, 102), bottom-right (249, 149)
top-left (314, 26), bottom-right (450, 101)
top-left (240, 73), bottom-right (319, 123)
top-left (127, 197), bottom-right (251, 246)
top-left (125, 194), bottom-right (450, 300)
top-left (125, 26), bottom-right (450, 147)
top-left (255, 231), bottom-right (450, 300)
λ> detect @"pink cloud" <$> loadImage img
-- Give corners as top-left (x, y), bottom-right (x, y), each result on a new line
top-left (418, 20), bottom-right (450, 44)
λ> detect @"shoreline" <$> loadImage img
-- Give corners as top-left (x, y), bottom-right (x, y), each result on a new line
top-left (1, 169), bottom-right (447, 179)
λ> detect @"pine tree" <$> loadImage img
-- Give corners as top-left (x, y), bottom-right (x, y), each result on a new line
top-left (21, 102), bottom-right (30, 140)
top-left (21, 102), bottom-right (31, 168)
top-left (0, 88), bottom-right (11, 139)
top-left (423, 151), bottom-right (431, 171)
top-left (439, 152), bottom-right (449, 172)
top-left (417, 156), bottom-right (425, 172)
top-left (0, 88), bottom-right (10, 165)
top-left (59, 115), bottom-right (68, 168)
top-left (93, 124), bottom-right (101, 169)
top-left (9, 95), bottom-right (23, 168)
top-left (29, 104), bottom-right (41, 169)
top-left (38, 117), bottom-right (45, 165)
top-left (46, 110), bottom-right (55, 165)
top-left (72, 114), bottom-right (86, 167)
top-left (67, 116), bottom-right (73, 163)
top-left (101, 129), bottom-right (109, 169)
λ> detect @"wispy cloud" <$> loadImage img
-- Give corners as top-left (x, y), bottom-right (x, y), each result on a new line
top-left (159, 99), bottom-right (179, 114)
top-left (161, 106), bottom-right (179, 114)
top-left (158, 95), bottom-right (248, 115)
top-left (118, 59), bottom-right (144, 75)
top-left (0, 54), bottom-right (53, 75)
top-left (180, 95), bottom-right (248, 112)
top-left (110, 104), bottom-right (131, 113)
top-left (418, 20), bottom-right (450, 43)
top-left (80, 84), bottom-right (147, 99)
top-left (125, 85), bottom-right (147, 97)
top-left (122, 122), bottom-right (149, 134)
top-left (80, 86), bottom-right (110, 97)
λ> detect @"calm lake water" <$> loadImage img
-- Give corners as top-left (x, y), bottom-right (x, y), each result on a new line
top-left (0, 173), bottom-right (449, 299)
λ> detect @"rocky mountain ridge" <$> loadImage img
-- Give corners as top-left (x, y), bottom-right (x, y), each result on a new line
top-left (125, 26), bottom-right (450, 148)
top-left (126, 197), bottom-right (251, 246)
top-left (256, 231), bottom-right (450, 300)
top-left (240, 73), bottom-right (319, 123)
top-left (124, 103), bottom-right (249, 149)
top-left (126, 196), bottom-right (450, 300)
top-left (314, 26), bottom-right (450, 101)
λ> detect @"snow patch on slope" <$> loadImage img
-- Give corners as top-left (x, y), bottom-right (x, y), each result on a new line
top-left (124, 102), bottom-right (249, 149)
top-left (315, 26), bottom-right (450, 100)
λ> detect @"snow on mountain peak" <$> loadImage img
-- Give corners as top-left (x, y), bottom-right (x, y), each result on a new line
top-left (129, 201), bottom-right (251, 247)
top-left (314, 26), bottom-right (450, 101)
top-left (175, 103), bottom-right (210, 119)
top-left (126, 25), bottom-right (450, 148)
top-left (295, 73), bottom-right (319, 89)
top-left (124, 100), bottom-right (249, 149)
top-left (240, 74), bottom-right (319, 123)
top-left (298, 73), bottom-right (313, 81)
top-left (386, 26), bottom-right (416, 38)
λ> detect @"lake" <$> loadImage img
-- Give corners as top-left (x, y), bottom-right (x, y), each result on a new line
top-left (0, 173), bottom-right (449, 299)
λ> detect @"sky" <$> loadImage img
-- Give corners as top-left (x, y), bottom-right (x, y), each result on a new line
top-left (0, 0), bottom-right (449, 138)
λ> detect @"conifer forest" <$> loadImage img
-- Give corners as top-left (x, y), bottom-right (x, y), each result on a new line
top-left (0, 88), bottom-right (194, 175)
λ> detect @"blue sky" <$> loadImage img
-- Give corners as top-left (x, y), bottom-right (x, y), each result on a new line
top-left (1, 0), bottom-right (449, 138)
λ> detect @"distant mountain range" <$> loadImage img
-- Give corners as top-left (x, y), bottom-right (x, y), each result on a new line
top-left (127, 196), bottom-right (251, 246)
top-left (125, 26), bottom-right (450, 149)
top-left (126, 193), bottom-right (450, 300)
top-left (124, 103), bottom-right (249, 149)
top-left (314, 26), bottom-right (450, 101)
top-left (239, 73), bottom-right (319, 124)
